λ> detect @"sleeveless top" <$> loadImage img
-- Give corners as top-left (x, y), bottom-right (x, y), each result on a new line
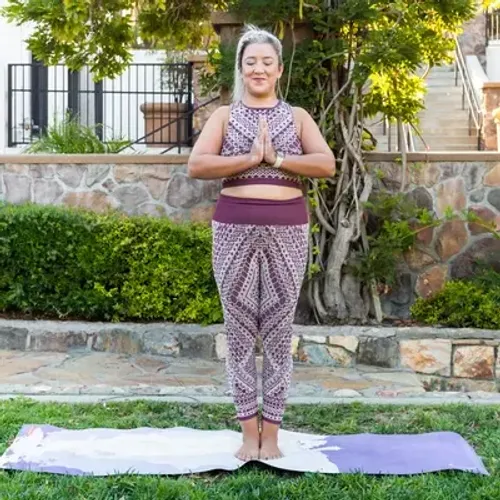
top-left (220, 100), bottom-right (303, 189)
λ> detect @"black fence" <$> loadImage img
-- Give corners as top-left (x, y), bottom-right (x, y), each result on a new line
top-left (7, 62), bottom-right (194, 149)
top-left (486, 9), bottom-right (500, 43)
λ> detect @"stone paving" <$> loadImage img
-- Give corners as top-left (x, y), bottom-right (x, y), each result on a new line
top-left (1, 349), bottom-right (499, 405)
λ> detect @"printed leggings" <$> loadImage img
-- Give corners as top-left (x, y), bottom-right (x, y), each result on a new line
top-left (212, 194), bottom-right (309, 424)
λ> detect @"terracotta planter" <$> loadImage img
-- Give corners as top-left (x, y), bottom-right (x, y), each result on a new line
top-left (140, 102), bottom-right (190, 147)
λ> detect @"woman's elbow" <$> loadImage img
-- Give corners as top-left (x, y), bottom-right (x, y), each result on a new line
top-left (323, 155), bottom-right (336, 178)
top-left (187, 157), bottom-right (201, 178)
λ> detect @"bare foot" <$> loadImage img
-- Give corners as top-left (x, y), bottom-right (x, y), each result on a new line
top-left (235, 437), bottom-right (260, 461)
top-left (259, 437), bottom-right (283, 460)
top-left (235, 416), bottom-right (260, 461)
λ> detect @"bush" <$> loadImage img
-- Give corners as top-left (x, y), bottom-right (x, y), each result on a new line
top-left (0, 203), bottom-right (222, 324)
top-left (410, 273), bottom-right (500, 329)
top-left (23, 114), bottom-right (130, 154)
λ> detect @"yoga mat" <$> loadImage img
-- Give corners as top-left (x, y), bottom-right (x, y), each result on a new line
top-left (0, 425), bottom-right (489, 476)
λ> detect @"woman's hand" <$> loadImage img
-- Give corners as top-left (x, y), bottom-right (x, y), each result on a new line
top-left (262, 120), bottom-right (277, 165)
top-left (248, 118), bottom-right (266, 167)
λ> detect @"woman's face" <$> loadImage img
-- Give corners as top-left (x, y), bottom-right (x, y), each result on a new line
top-left (240, 42), bottom-right (283, 99)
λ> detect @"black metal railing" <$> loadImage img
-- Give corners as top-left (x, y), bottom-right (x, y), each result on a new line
top-left (120, 95), bottom-right (222, 154)
top-left (381, 117), bottom-right (416, 152)
top-left (454, 36), bottom-right (483, 150)
top-left (7, 62), bottom-right (194, 149)
top-left (486, 8), bottom-right (500, 43)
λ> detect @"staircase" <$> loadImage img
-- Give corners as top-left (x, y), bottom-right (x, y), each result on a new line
top-left (369, 64), bottom-right (480, 152)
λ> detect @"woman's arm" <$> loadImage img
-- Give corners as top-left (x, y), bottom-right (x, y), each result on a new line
top-left (188, 106), bottom-right (259, 179)
top-left (278, 107), bottom-right (336, 178)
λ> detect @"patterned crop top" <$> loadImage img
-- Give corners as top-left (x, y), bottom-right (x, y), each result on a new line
top-left (220, 100), bottom-right (303, 189)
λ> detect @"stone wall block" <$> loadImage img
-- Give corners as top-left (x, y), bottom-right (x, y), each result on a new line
top-left (484, 163), bottom-right (500, 187)
top-left (3, 174), bottom-right (32, 203)
top-left (56, 165), bottom-right (86, 188)
top-left (34, 179), bottom-right (64, 205)
top-left (435, 221), bottom-right (468, 260)
top-left (112, 185), bottom-right (150, 213)
top-left (400, 339), bottom-right (451, 376)
top-left (416, 265), bottom-right (447, 298)
top-left (487, 188), bottom-right (500, 212)
top-left (114, 165), bottom-right (142, 183)
top-left (357, 336), bottom-right (399, 368)
top-left (453, 345), bottom-right (495, 379)
top-left (63, 191), bottom-right (117, 213)
top-left (85, 165), bottom-right (111, 187)
top-left (411, 162), bottom-right (440, 187)
top-left (436, 178), bottom-right (466, 217)
top-left (468, 206), bottom-right (498, 235)
top-left (166, 174), bottom-right (205, 209)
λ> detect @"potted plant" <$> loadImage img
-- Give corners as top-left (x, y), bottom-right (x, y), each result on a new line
top-left (140, 53), bottom-right (192, 147)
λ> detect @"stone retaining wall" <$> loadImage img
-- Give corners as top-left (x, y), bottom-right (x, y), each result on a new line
top-left (1, 320), bottom-right (498, 387)
top-left (2, 152), bottom-right (500, 319)
top-left (0, 155), bottom-right (219, 223)
top-left (372, 153), bottom-right (500, 319)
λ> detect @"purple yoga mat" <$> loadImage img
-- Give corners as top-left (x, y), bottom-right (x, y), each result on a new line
top-left (0, 425), bottom-right (489, 476)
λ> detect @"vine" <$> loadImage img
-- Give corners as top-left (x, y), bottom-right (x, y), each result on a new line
top-left (201, 0), bottom-right (477, 323)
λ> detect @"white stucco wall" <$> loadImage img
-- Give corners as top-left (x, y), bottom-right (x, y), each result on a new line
top-left (0, 0), bottom-right (32, 152)
top-left (486, 41), bottom-right (500, 81)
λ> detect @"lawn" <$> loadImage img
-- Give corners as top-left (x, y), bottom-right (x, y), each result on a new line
top-left (0, 398), bottom-right (498, 499)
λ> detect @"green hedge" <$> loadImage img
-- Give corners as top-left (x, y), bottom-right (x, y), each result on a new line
top-left (0, 203), bottom-right (222, 324)
top-left (410, 277), bottom-right (500, 329)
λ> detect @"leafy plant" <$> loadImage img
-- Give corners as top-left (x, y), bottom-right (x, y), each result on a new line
top-left (349, 191), bottom-right (437, 287)
top-left (411, 278), bottom-right (500, 330)
top-left (23, 114), bottom-right (131, 154)
top-left (0, 203), bottom-right (222, 324)
top-left (0, 0), bottom-right (227, 81)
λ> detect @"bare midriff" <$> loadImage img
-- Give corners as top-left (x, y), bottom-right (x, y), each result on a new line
top-left (220, 184), bottom-right (303, 200)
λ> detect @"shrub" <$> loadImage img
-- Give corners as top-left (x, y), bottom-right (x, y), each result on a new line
top-left (23, 114), bottom-right (130, 154)
top-left (410, 274), bottom-right (500, 329)
top-left (0, 203), bottom-right (222, 324)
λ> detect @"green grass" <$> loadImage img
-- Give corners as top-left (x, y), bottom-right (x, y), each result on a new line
top-left (0, 399), bottom-right (498, 499)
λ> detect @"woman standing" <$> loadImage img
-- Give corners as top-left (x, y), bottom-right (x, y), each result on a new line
top-left (188, 25), bottom-right (335, 462)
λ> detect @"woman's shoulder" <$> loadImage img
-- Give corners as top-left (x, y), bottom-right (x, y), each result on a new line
top-left (288, 105), bottom-right (311, 131)
top-left (212, 105), bottom-right (231, 117)
top-left (289, 105), bottom-right (310, 118)
top-left (208, 105), bottom-right (232, 125)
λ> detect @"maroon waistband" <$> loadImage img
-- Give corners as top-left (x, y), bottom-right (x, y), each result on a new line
top-left (212, 194), bottom-right (309, 226)
top-left (222, 178), bottom-right (303, 189)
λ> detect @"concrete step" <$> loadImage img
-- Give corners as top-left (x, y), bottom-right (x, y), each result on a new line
top-left (425, 81), bottom-right (457, 88)
top-left (426, 65), bottom-right (455, 72)
top-left (374, 132), bottom-right (475, 140)
top-left (425, 87), bottom-right (462, 97)
top-left (375, 138), bottom-right (479, 151)
top-left (419, 131), bottom-right (479, 138)
top-left (424, 94), bottom-right (464, 103)
top-left (372, 114), bottom-right (473, 123)
top-left (415, 144), bottom-right (479, 151)
top-left (374, 144), bottom-right (479, 152)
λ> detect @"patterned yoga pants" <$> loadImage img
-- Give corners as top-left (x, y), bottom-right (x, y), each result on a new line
top-left (212, 194), bottom-right (309, 424)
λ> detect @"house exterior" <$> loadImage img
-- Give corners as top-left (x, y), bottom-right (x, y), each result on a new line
top-left (0, 0), bottom-right (194, 154)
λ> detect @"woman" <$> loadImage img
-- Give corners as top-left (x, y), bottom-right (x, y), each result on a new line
top-left (188, 25), bottom-right (335, 462)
